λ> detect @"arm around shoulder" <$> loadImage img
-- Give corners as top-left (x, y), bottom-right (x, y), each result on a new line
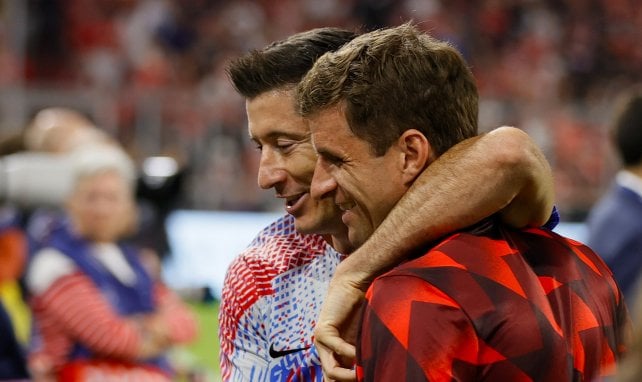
top-left (336, 126), bottom-right (554, 286)
top-left (486, 126), bottom-right (554, 228)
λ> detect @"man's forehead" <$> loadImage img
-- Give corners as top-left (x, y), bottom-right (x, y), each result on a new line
top-left (247, 90), bottom-right (310, 140)
top-left (308, 107), bottom-right (354, 152)
top-left (308, 106), bottom-right (349, 137)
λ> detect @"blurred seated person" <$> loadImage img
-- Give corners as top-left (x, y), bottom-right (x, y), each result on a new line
top-left (1, 107), bottom-right (180, 272)
top-left (25, 145), bottom-right (197, 381)
top-left (0, 208), bottom-right (30, 380)
top-left (25, 107), bottom-right (177, 266)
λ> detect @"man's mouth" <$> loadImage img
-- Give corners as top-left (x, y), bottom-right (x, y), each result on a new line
top-left (284, 193), bottom-right (306, 212)
top-left (337, 201), bottom-right (355, 212)
top-left (286, 195), bottom-right (301, 209)
top-left (338, 201), bottom-right (357, 227)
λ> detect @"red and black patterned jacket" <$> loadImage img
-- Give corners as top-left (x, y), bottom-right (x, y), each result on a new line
top-left (357, 220), bottom-right (629, 382)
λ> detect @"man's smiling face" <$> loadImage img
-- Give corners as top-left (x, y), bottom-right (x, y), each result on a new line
top-left (309, 105), bottom-right (408, 248)
top-left (247, 88), bottom-right (344, 235)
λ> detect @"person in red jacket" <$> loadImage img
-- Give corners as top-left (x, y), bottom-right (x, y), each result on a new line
top-left (297, 23), bottom-right (629, 381)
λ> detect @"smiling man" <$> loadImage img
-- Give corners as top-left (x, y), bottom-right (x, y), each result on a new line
top-left (220, 27), bottom-right (558, 382)
top-left (246, 84), bottom-right (351, 253)
top-left (297, 23), bottom-right (628, 381)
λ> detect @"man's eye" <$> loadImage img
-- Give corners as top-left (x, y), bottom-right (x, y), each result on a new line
top-left (275, 141), bottom-right (295, 151)
top-left (253, 143), bottom-right (263, 152)
top-left (330, 158), bottom-right (343, 167)
top-left (323, 153), bottom-right (344, 167)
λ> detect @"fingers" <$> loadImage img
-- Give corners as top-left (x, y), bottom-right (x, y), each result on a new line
top-left (315, 327), bottom-right (356, 360)
top-left (315, 269), bottom-right (367, 382)
top-left (324, 366), bottom-right (357, 382)
top-left (317, 340), bottom-right (357, 382)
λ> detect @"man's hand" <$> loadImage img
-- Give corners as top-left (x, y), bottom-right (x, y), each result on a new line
top-left (315, 262), bottom-right (369, 381)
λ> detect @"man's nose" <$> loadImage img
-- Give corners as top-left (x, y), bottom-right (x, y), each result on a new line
top-left (257, 149), bottom-right (286, 190)
top-left (310, 158), bottom-right (337, 201)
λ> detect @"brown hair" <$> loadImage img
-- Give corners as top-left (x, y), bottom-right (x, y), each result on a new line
top-left (297, 23), bottom-right (478, 156)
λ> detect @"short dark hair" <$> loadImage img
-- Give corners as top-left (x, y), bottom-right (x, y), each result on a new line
top-left (297, 23), bottom-right (478, 157)
top-left (227, 28), bottom-right (358, 99)
top-left (612, 87), bottom-right (642, 167)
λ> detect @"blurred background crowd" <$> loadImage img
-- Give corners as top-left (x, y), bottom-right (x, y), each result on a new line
top-left (0, 0), bottom-right (640, 219)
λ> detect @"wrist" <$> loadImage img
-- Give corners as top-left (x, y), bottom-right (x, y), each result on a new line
top-left (339, 238), bottom-right (406, 287)
top-left (334, 257), bottom-right (375, 292)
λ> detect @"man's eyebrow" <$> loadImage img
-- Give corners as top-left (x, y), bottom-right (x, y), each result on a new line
top-left (254, 130), bottom-right (310, 142)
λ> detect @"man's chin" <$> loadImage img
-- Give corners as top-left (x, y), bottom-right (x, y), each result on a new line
top-left (293, 219), bottom-right (320, 235)
top-left (293, 215), bottom-right (337, 236)
top-left (348, 230), bottom-right (368, 250)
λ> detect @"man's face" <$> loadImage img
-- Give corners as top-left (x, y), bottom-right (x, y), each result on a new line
top-left (67, 170), bottom-right (135, 242)
top-left (247, 89), bottom-right (344, 235)
top-left (309, 105), bottom-right (408, 248)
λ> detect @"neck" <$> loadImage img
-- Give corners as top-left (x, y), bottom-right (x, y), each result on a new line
top-left (322, 231), bottom-right (354, 255)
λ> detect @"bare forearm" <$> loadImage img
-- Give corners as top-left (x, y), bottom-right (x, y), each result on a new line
top-left (339, 126), bottom-right (554, 284)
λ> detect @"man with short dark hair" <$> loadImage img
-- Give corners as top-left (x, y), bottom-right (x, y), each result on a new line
top-left (298, 23), bottom-right (628, 381)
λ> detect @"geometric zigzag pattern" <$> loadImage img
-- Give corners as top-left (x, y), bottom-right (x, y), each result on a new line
top-left (357, 223), bottom-right (629, 382)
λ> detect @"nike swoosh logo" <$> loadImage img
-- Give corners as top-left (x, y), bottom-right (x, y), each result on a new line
top-left (269, 343), bottom-right (311, 358)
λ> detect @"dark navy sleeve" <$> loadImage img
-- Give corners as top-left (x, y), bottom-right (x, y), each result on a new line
top-left (543, 205), bottom-right (560, 230)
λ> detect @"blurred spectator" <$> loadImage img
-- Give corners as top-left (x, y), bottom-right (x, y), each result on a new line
top-left (0, 106), bottom-right (180, 264)
top-left (586, 86), bottom-right (642, 308)
top-left (24, 145), bottom-right (197, 381)
top-left (0, 104), bottom-right (199, 379)
top-left (0, 207), bottom-right (30, 380)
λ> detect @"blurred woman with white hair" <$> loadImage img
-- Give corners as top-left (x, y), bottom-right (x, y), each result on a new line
top-left (25, 145), bottom-right (197, 381)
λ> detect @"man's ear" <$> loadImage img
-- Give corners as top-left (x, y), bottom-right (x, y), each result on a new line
top-left (397, 129), bottom-right (432, 186)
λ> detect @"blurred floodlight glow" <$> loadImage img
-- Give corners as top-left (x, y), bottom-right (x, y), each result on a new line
top-left (142, 156), bottom-right (178, 177)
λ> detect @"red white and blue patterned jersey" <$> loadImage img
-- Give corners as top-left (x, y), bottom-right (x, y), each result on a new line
top-left (219, 215), bottom-right (342, 381)
top-left (357, 221), bottom-right (629, 382)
